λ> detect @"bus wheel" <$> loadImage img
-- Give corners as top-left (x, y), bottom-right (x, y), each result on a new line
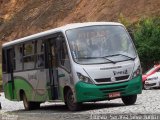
top-left (121, 95), bottom-right (137, 105)
top-left (22, 94), bottom-right (40, 110)
top-left (65, 89), bottom-right (81, 111)
top-left (22, 93), bottom-right (32, 110)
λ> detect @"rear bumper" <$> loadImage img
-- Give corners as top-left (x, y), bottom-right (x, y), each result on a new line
top-left (75, 75), bottom-right (142, 102)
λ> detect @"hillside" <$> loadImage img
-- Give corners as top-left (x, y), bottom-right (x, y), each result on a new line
top-left (0, 0), bottom-right (160, 43)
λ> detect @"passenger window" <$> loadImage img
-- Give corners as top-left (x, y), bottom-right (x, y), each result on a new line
top-left (14, 45), bottom-right (23, 71)
top-left (36, 40), bottom-right (45, 68)
top-left (24, 42), bottom-right (34, 56)
top-left (6, 48), bottom-right (15, 73)
top-left (23, 42), bottom-right (35, 70)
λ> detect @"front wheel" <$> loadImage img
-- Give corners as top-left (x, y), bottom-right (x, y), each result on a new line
top-left (121, 95), bottom-right (137, 105)
top-left (65, 89), bottom-right (81, 111)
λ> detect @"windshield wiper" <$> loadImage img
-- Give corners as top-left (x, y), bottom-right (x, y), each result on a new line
top-left (104, 53), bottom-right (136, 60)
top-left (76, 57), bottom-right (116, 64)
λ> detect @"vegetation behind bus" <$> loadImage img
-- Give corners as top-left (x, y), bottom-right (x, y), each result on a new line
top-left (119, 16), bottom-right (160, 72)
top-left (134, 17), bottom-right (160, 72)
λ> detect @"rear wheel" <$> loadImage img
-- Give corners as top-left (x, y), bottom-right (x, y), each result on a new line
top-left (22, 93), bottom-right (40, 110)
top-left (122, 95), bottom-right (137, 105)
top-left (23, 93), bottom-right (31, 110)
top-left (65, 89), bottom-right (81, 111)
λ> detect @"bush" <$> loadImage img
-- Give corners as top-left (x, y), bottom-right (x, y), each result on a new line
top-left (134, 17), bottom-right (160, 71)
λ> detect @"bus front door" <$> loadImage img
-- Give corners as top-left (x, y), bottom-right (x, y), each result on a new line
top-left (48, 39), bottom-right (59, 100)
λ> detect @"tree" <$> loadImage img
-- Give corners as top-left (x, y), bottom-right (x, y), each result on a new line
top-left (134, 17), bottom-right (160, 72)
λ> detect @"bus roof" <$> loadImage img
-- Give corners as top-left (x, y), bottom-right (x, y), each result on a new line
top-left (2, 22), bottom-right (123, 48)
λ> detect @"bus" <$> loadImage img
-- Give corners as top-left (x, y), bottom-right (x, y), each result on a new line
top-left (2, 22), bottom-right (142, 111)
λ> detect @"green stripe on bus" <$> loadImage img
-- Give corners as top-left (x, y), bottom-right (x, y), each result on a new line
top-left (4, 78), bottom-right (48, 102)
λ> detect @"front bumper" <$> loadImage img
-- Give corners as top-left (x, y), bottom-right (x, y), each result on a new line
top-left (145, 80), bottom-right (160, 88)
top-left (75, 75), bottom-right (142, 102)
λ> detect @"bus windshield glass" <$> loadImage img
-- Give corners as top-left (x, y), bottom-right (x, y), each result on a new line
top-left (66, 25), bottom-right (136, 64)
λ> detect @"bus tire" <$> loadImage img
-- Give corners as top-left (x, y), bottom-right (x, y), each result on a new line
top-left (22, 93), bottom-right (32, 110)
top-left (121, 95), bottom-right (137, 105)
top-left (22, 93), bottom-right (40, 110)
top-left (65, 89), bottom-right (81, 111)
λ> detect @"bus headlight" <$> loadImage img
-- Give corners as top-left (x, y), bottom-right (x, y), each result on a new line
top-left (77, 72), bottom-right (93, 84)
top-left (132, 66), bottom-right (141, 79)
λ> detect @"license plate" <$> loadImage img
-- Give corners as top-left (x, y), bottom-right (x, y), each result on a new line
top-left (109, 92), bottom-right (121, 98)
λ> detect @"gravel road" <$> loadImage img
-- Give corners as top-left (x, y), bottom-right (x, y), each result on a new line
top-left (0, 90), bottom-right (160, 120)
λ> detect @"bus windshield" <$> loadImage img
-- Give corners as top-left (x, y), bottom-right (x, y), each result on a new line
top-left (66, 25), bottom-right (136, 64)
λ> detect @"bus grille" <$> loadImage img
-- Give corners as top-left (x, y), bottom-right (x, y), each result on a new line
top-left (95, 75), bottom-right (129, 83)
top-left (99, 85), bottom-right (127, 94)
top-left (95, 78), bottom-right (111, 82)
top-left (115, 75), bottom-right (129, 81)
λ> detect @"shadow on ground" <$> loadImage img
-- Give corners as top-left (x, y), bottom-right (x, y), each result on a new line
top-left (7, 102), bottom-right (134, 113)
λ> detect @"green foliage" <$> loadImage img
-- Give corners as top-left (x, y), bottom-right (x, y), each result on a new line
top-left (134, 17), bottom-right (160, 70)
top-left (118, 14), bottom-right (136, 42)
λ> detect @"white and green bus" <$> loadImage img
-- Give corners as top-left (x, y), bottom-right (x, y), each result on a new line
top-left (2, 22), bottom-right (142, 111)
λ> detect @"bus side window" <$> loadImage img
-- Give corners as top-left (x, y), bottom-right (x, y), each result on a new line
top-left (14, 45), bottom-right (23, 71)
top-left (23, 42), bottom-right (35, 70)
top-left (5, 48), bottom-right (15, 73)
top-left (59, 38), bottom-right (71, 72)
top-left (36, 40), bottom-right (44, 68)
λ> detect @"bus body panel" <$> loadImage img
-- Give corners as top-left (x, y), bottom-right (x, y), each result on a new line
top-left (3, 74), bottom-right (14, 100)
top-left (75, 75), bottom-right (142, 102)
top-left (75, 61), bottom-right (134, 84)
top-left (70, 57), bottom-right (142, 102)
top-left (3, 69), bottom-right (50, 102)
